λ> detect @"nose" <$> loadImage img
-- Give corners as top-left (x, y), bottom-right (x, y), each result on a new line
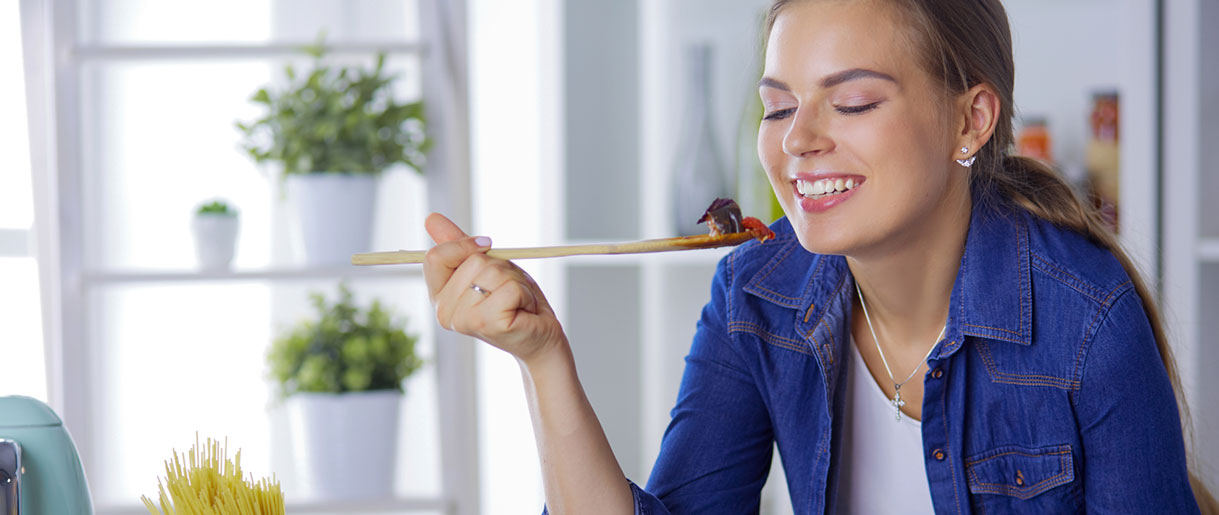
top-left (782, 108), bottom-right (834, 157)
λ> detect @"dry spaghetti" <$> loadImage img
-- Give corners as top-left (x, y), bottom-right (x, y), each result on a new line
top-left (142, 436), bottom-right (284, 515)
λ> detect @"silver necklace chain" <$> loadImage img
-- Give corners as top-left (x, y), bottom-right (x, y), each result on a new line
top-left (855, 282), bottom-right (946, 421)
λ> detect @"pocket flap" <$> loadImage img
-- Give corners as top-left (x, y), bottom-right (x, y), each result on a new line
top-left (964, 444), bottom-right (1075, 500)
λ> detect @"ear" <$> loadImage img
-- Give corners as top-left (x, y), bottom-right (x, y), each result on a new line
top-left (954, 83), bottom-right (1000, 160)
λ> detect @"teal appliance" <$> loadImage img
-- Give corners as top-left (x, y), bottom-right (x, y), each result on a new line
top-left (0, 396), bottom-right (93, 515)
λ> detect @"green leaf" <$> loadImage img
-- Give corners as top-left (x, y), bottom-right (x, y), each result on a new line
top-left (234, 31), bottom-right (429, 177)
top-left (267, 283), bottom-right (422, 399)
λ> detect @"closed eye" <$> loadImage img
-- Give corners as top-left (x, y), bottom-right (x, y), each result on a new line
top-left (835, 102), bottom-right (881, 115)
top-left (762, 108), bottom-right (795, 121)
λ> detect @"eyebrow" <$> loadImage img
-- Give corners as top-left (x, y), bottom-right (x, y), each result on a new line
top-left (758, 68), bottom-right (898, 91)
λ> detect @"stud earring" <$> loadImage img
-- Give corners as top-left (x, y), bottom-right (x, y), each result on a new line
top-left (960, 146), bottom-right (969, 154)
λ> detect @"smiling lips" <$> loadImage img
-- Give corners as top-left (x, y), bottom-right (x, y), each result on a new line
top-left (791, 175), bottom-right (864, 213)
top-left (796, 176), bottom-right (862, 199)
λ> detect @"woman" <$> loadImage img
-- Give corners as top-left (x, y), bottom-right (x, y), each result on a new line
top-left (424, 0), bottom-right (1214, 512)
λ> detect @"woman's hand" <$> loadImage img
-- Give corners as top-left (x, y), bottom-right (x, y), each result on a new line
top-left (425, 213), bottom-right (634, 514)
top-left (423, 213), bottom-right (565, 364)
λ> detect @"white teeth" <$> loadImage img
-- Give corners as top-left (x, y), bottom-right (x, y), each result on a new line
top-left (796, 177), bottom-right (861, 198)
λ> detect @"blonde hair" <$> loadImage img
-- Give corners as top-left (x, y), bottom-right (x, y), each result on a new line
top-left (765, 0), bottom-right (1216, 510)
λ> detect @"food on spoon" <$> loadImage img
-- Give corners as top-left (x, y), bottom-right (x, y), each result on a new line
top-left (698, 198), bottom-right (775, 243)
top-left (740, 217), bottom-right (775, 242)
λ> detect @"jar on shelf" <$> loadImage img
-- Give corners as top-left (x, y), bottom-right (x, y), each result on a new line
top-left (1086, 90), bottom-right (1120, 230)
top-left (1016, 116), bottom-right (1054, 165)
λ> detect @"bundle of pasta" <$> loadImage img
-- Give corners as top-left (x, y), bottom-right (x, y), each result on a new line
top-left (142, 436), bottom-right (284, 515)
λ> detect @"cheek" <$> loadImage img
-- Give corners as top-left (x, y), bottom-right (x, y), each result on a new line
top-left (756, 123), bottom-right (785, 173)
top-left (850, 110), bottom-right (945, 176)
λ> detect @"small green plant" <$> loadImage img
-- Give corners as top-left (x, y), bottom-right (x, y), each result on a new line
top-left (268, 284), bottom-right (423, 398)
top-left (235, 40), bottom-right (430, 177)
top-left (196, 199), bottom-right (236, 216)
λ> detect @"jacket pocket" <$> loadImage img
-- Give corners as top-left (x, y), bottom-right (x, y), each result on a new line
top-left (965, 444), bottom-right (1081, 513)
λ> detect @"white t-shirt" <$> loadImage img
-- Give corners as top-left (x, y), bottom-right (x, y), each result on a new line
top-left (834, 336), bottom-right (936, 514)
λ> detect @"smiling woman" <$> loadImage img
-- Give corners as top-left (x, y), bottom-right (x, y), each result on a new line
top-left (422, 0), bottom-right (1215, 513)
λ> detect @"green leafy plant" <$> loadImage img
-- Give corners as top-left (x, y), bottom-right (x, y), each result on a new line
top-left (268, 284), bottom-right (423, 398)
top-left (196, 199), bottom-right (236, 216)
top-left (235, 41), bottom-right (430, 176)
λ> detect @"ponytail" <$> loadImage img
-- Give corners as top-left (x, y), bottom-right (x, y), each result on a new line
top-left (984, 155), bottom-right (1218, 513)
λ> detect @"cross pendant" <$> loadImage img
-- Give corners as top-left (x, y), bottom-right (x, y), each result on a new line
top-left (891, 385), bottom-right (906, 421)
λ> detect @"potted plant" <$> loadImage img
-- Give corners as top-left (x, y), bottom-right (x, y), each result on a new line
top-left (236, 42), bottom-right (430, 265)
top-left (268, 284), bottom-right (423, 500)
top-left (191, 199), bottom-right (239, 270)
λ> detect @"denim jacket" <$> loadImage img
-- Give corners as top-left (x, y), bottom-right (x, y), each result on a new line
top-left (624, 194), bottom-right (1199, 514)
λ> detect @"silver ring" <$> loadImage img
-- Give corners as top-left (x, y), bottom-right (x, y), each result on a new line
top-left (470, 283), bottom-right (491, 296)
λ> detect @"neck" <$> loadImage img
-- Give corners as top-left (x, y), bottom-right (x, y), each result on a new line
top-left (847, 183), bottom-right (972, 352)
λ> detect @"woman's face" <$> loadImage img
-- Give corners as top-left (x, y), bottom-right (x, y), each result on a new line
top-left (759, 0), bottom-right (966, 257)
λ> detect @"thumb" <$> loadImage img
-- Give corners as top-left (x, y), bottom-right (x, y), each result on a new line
top-left (426, 212), bottom-right (470, 244)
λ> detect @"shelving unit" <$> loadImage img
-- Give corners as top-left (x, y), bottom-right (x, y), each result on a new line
top-left (81, 266), bottom-right (421, 284)
top-left (23, 0), bottom-right (477, 513)
top-left (544, 0), bottom-right (785, 508)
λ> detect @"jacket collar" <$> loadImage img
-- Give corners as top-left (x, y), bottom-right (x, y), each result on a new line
top-left (743, 194), bottom-right (1034, 355)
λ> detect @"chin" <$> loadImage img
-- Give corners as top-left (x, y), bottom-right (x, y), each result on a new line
top-left (791, 228), bottom-right (855, 257)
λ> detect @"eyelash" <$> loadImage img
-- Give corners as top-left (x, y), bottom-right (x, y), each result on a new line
top-left (761, 102), bottom-right (882, 121)
top-left (762, 108), bottom-right (795, 121)
top-left (836, 102), bottom-right (881, 115)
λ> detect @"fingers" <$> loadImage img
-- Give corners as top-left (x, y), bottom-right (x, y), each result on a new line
top-left (476, 280), bottom-right (542, 335)
top-left (423, 236), bottom-right (492, 301)
top-left (421, 216), bottom-right (558, 354)
top-left (433, 252), bottom-right (496, 329)
top-left (425, 212), bottom-right (468, 244)
top-left (434, 257), bottom-right (544, 342)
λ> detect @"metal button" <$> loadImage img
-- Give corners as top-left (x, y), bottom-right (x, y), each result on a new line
top-left (1016, 470), bottom-right (1025, 486)
top-left (931, 369), bottom-right (944, 379)
top-left (933, 449), bottom-right (946, 461)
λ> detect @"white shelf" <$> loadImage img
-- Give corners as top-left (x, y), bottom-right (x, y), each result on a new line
top-left (81, 265), bottom-right (421, 285)
top-left (1199, 238), bottom-right (1219, 262)
top-left (97, 496), bottom-right (449, 515)
top-left (71, 41), bottom-right (426, 61)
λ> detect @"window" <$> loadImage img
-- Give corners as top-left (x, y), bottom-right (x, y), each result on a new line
top-left (25, 1), bottom-right (469, 512)
top-left (0, 0), bottom-right (47, 401)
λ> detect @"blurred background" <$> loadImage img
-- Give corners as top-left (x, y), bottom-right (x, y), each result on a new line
top-left (1, 0), bottom-right (1215, 513)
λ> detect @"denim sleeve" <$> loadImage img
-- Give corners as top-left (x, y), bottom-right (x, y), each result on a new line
top-left (636, 253), bottom-right (774, 513)
top-left (1075, 289), bottom-right (1200, 513)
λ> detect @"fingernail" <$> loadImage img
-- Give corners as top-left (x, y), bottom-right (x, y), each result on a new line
top-left (474, 236), bottom-right (492, 248)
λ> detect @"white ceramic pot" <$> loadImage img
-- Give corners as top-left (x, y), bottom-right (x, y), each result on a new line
top-left (285, 390), bottom-right (402, 501)
top-left (286, 173), bottom-right (378, 265)
top-left (191, 214), bottom-right (239, 270)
